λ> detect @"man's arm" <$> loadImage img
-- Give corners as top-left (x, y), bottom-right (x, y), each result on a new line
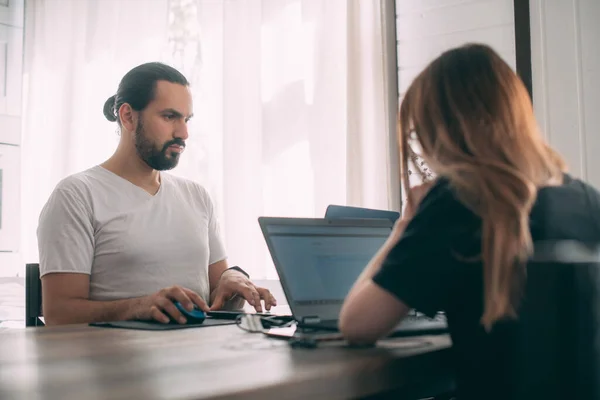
top-left (208, 259), bottom-right (229, 294)
top-left (208, 259), bottom-right (245, 310)
top-left (208, 260), bottom-right (277, 312)
top-left (42, 273), bottom-right (210, 326)
top-left (41, 273), bottom-right (140, 325)
top-left (203, 188), bottom-right (276, 312)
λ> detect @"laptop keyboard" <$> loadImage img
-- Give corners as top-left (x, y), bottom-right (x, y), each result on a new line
top-left (393, 312), bottom-right (448, 336)
top-left (299, 312), bottom-right (448, 336)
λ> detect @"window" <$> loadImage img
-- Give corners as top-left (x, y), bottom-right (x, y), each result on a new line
top-left (20, 0), bottom-right (393, 280)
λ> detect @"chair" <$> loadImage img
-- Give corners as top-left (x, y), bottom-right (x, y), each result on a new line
top-left (25, 263), bottom-right (44, 327)
top-left (392, 240), bottom-right (600, 400)
top-left (507, 241), bottom-right (600, 400)
top-left (461, 240), bottom-right (600, 400)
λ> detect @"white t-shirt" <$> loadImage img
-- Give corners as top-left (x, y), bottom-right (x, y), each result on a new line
top-left (37, 165), bottom-right (227, 302)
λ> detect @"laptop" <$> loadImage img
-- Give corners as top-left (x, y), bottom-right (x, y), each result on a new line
top-left (324, 205), bottom-right (400, 222)
top-left (325, 206), bottom-right (445, 320)
top-left (258, 217), bottom-right (448, 336)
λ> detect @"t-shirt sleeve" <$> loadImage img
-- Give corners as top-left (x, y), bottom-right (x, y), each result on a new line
top-left (37, 187), bottom-right (95, 277)
top-left (372, 182), bottom-right (465, 318)
top-left (204, 192), bottom-right (227, 265)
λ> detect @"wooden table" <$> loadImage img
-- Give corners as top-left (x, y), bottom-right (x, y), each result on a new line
top-left (0, 324), bottom-right (454, 400)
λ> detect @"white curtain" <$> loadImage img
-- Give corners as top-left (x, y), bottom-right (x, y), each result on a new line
top-left (19, 0), bottom-right (392, 279)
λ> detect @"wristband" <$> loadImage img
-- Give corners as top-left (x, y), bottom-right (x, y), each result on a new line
top-left (223, 265), bottom-right (250, 279)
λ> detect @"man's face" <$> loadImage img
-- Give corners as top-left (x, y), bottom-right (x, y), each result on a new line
top-left (134, 81), bottom-right (193, 171)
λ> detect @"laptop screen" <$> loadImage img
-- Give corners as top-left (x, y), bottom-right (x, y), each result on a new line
top-left (325, 205), bottom-right (400, 222)
top-left (264, 222), bottom-right (392, 304)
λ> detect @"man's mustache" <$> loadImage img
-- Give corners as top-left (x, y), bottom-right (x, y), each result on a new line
top-left (163, 139), bottom-right (186, 151)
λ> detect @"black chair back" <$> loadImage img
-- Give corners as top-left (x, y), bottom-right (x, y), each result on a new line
top-left (25, 263), bottom-right (44, 327)
top-left (511, 241), bottom-right (600, 399)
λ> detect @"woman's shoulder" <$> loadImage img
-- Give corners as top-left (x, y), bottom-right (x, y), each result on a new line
top-left (408, 177), bottom-right (479, 236)
top-left (415, 177), bottom-right (473, 217)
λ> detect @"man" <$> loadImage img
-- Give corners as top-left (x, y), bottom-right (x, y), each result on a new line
top-left (37, 62), bottom-right (276, 326)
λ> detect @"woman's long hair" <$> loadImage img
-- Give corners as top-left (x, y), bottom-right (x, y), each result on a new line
top-left (399, 44), bottom-right (566, 330)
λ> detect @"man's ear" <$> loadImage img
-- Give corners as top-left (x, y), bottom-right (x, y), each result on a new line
top-left (118, 103), bottom-right (138, 132)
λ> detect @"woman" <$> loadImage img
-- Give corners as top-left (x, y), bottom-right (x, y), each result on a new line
top-left (339, 44), bottom-right (600, 398)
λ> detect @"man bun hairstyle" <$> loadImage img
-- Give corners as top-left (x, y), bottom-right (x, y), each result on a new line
top-left (103, 62), bottom-right (189, 125)
top-left (103, 95), bottom-right (118, 122)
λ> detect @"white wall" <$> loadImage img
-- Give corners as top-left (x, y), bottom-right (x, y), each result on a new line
top-left (0, 0), bottom-right (24, 277)
top-left (395, 0), bottom-right (515, 187)
top-left (396, 0), bottom-right (516, 98)
top-left (396, 0), bottom-right (600, 188)
top-left (530, 0), bottom-right (600, 187)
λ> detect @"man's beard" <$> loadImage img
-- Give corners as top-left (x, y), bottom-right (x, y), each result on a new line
top-left (134, 121), bottom-right (185, 171)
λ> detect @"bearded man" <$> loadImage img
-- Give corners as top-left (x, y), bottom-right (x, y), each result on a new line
top-left (37, 62), bottom-right (276, 326)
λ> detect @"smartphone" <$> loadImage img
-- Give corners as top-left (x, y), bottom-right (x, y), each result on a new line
top-left (263, 325), bottom-right (344, 341)
top-left (207, 310), bottom-right (291, 320)
top-left (263, 325), bottom-right (298, 339)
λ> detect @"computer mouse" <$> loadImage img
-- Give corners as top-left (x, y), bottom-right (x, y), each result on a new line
top-left (173, 302), bottom-right (206, 324)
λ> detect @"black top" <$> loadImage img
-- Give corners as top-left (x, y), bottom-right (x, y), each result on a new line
top-left (373, 175), bottom-right (600, 399)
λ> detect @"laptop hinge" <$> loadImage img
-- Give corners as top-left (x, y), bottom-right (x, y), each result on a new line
top-left (301, 316), bottom-right (321, 324)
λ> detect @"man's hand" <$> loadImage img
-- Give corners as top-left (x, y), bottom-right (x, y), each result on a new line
top-left (210, 270), bottom-right (277, 313)
top-left (135, 285), bottom-right (210, 324)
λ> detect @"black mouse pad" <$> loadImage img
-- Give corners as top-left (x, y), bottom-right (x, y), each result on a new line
top-left (90, 318), bottom-right (236, 331)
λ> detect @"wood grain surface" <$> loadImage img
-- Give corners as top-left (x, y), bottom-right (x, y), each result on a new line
top-left (0, 324), bottom-right (453, 400)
